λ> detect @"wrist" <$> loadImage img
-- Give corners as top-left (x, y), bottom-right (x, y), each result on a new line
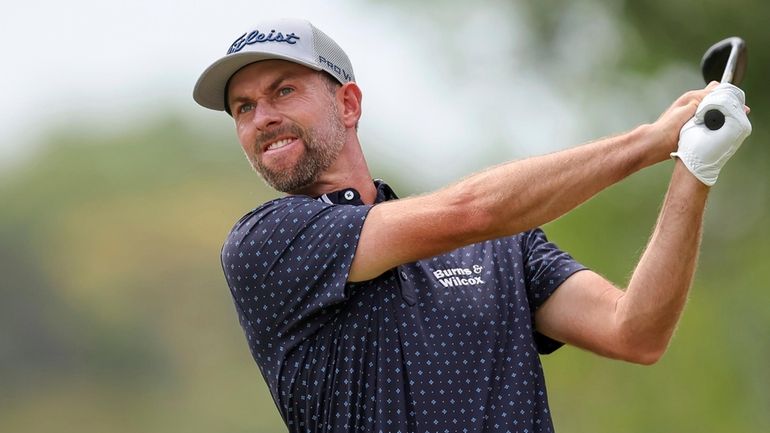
top-left (672, 159), bottom-right (711, 192)
top-left (634, 123), bottom-right (673, 166)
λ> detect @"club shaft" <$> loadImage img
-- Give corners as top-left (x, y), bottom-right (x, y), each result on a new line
top-left (721, 41), bottom-right (740, 83)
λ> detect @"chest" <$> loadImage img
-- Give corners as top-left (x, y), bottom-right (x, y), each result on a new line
top-left (389, 240), bottom-right (532, 341)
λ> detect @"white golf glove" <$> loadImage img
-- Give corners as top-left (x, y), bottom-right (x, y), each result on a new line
top-left (672, 83), bottom-right (752, 186)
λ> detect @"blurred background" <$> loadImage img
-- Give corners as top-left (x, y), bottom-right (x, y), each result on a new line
top-left (2, 0), bottom-right (768, 432)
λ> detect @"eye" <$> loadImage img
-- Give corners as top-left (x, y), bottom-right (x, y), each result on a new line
top-left (278, 86), bottom-right (294, 97)
top-left (238, 103), bottom-right (255, 114)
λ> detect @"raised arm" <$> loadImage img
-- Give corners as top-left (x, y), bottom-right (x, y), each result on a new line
top-left (534, 161), bottom-right (707, 364)
top-left (349, 84), bottom-right (716, 282)
top-left (533, 83), bottom-right (752, 364)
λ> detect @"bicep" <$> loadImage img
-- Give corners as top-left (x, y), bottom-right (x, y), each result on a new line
top-left (534, 270), bottom-right (628, 359)
top-left (348, 193), bottom-right (487, 282)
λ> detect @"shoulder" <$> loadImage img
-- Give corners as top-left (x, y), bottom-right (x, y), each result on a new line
top-left (520, 227), bottom-right (560, 252)
top-left (223, 195), bottom-right (372, 252)
top-left (225, 196), bottom-right (323, 239)
top-left (233, 195), bottom-right (319, 228)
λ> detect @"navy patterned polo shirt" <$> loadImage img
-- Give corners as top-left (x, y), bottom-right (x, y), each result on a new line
top-left (221, 180), bottom-right (586, 433)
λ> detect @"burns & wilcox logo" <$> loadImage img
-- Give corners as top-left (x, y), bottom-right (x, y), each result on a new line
top-left (228, 29), bottom-right (301, 54)
top-left (432, 265), bottom-right (485, 288)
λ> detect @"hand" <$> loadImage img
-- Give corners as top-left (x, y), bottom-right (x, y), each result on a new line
top-left (651, 82), bottom-right (720, 159)
top-left (671, 83), bottom-right (752, 186)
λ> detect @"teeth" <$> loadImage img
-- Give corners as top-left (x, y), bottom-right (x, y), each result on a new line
top-left (266, 138), bottom-right (294, 151)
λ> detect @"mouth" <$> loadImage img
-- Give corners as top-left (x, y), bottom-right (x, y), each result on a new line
top-left (262, 136), bottom-right (299, 153)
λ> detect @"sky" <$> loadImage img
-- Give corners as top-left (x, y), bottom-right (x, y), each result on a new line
top-left (1, 0), bottom-right (697, 186)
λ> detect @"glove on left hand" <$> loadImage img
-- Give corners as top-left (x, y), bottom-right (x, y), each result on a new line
top-left (672, 83), bottom-right (752, 186)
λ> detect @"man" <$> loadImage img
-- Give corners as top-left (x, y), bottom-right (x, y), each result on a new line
top-left (193, 18), bottom-right (751, 433)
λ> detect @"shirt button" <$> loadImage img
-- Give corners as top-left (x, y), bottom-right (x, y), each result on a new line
top-left (344, 190), bottom-right (355, 201)
top-left (400, 271), bottom-right (408, 281)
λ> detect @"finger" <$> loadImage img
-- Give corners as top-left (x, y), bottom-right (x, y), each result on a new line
top-left (745, 105), bottom-right (751, 115)
top-left (706, 81), bottom-right (720, 90)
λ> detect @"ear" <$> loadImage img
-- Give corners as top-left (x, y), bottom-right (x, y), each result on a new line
top-left (337, 82), bottom-right (362, 129)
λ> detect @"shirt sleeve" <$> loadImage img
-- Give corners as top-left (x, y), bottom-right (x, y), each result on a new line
top-left (522, 228), bottom-right (587, 354)
top-left (220, 196), bottom-right (372, 365)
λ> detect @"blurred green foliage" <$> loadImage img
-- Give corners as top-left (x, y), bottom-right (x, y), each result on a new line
top-left (3, 1), bottom-right (770, 432)
top-left (1, 118), bottom-right (284, 433)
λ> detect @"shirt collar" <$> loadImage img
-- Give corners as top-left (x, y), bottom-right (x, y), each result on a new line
top-left (316, 179), bottom-right (398, 205)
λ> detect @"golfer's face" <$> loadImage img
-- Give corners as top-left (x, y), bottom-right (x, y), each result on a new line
top-left (227, 60), bottom-right (345, 192)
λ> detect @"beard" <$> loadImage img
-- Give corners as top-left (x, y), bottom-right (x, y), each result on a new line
top-left (247, 109), bottom-right (346, 193)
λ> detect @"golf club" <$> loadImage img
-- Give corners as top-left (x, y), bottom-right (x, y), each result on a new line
top-left (700, 37), bottom-right (748, 130)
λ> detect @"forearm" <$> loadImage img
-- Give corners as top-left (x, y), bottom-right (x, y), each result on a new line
top-left (445, 124), bottom-right (667, 242)
top-left (616, 160), bottom-right (709, 359)
top-left (449, 83), bottom-right (728, 242)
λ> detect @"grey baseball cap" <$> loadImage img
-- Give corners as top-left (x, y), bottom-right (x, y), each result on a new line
top-left (193, 18), bottom-right (355, 112)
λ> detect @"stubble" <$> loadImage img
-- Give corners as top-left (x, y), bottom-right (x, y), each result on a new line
top-left (247, 101), bottom-right (345, 193)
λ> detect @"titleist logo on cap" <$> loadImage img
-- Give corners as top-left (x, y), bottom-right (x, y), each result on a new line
top-left (227, 29), bottom-right (301, 54)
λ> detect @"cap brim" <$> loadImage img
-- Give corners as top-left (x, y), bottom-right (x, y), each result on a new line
top-left (193, 52), bottom-right (322, 112)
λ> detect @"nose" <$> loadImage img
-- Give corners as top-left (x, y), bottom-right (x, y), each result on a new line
top-left (252, 102), bottom-right (282, 131)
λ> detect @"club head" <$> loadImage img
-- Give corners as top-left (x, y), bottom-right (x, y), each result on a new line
top-left (700, 36), bottom-right (747, 85)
